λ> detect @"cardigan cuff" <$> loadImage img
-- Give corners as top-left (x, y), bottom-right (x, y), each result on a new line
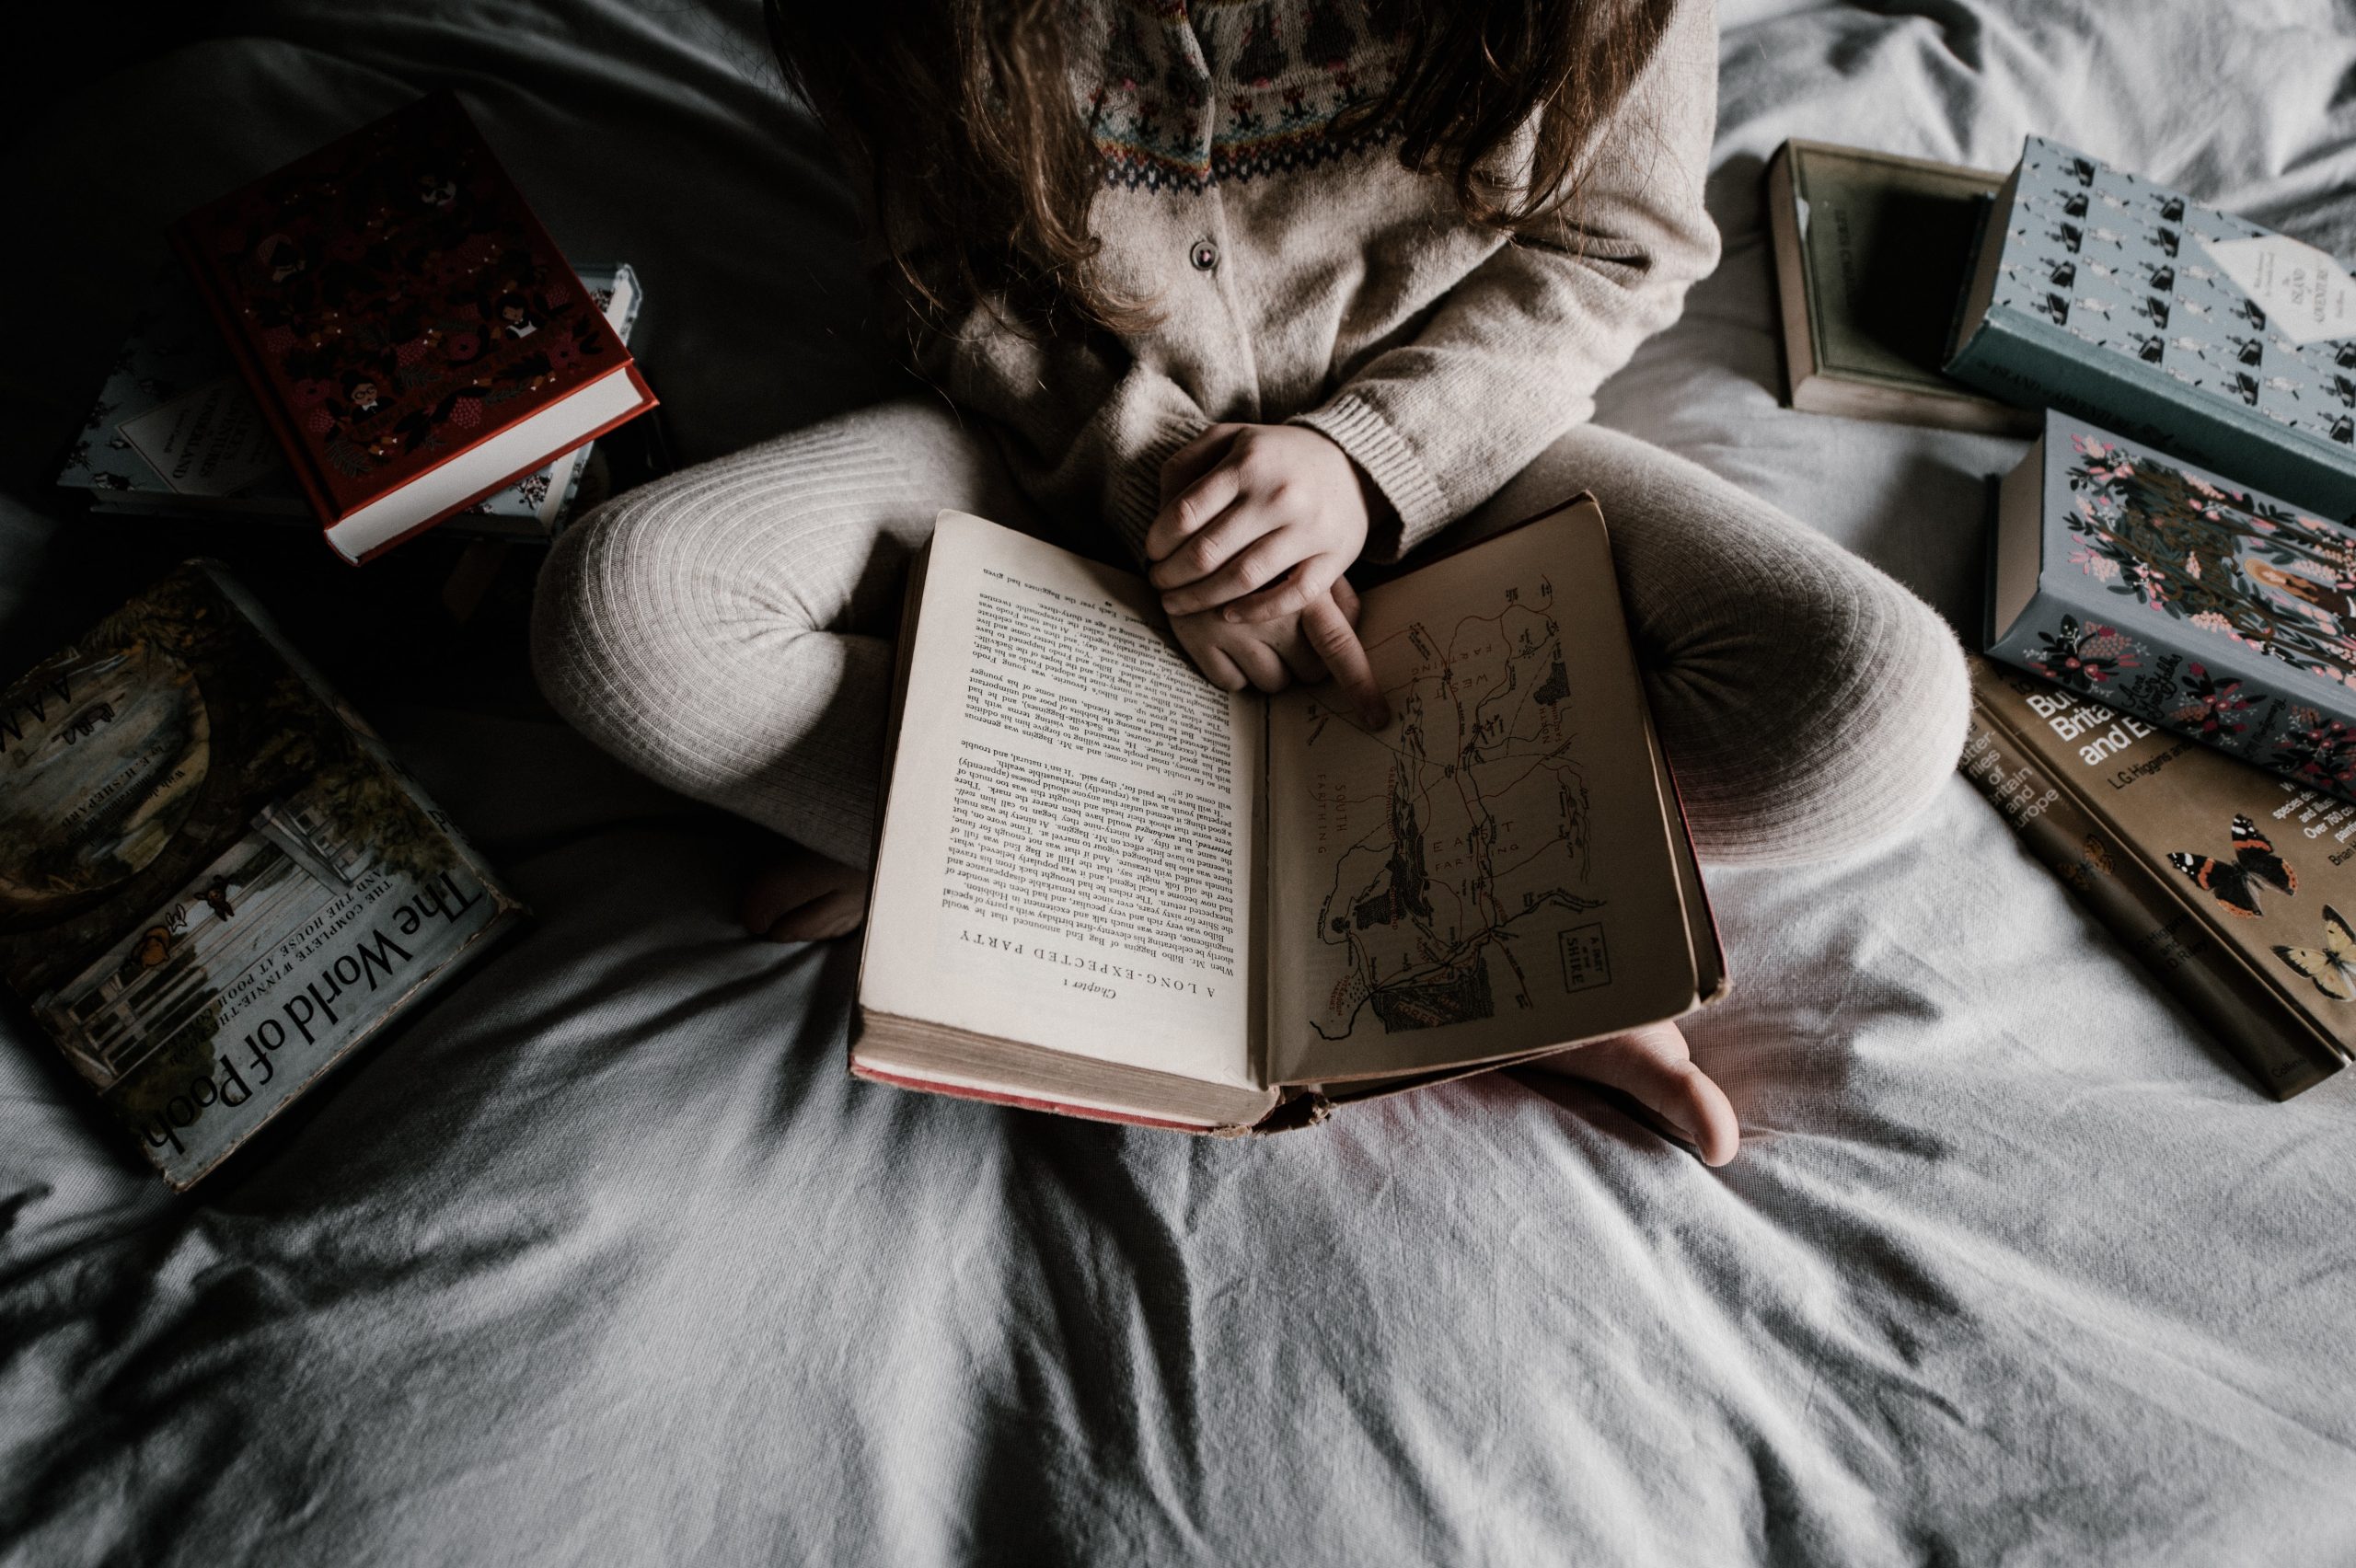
top-left (1110, 408), bottom-right (1214, 571)
top-left (1290, 393), bottom-right (1454, 563)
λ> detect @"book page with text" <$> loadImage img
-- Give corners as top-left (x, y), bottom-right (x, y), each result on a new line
top-left (1263, 502), bottom-right (1701, 1085)
top-left (860, 512), bottom-right (1260, 1088)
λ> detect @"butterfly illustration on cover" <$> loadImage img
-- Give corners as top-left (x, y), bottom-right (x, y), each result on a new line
top-left (2275, 906), bottom-right (2356, 1000)
top-left (2167, 814), bottom-right (2296, 918)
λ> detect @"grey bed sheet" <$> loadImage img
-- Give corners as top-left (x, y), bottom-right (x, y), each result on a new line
top-left (6, 2), bottom-right (2356, 1562)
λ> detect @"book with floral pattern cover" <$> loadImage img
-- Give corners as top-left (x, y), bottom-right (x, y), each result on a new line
top-left (169, 91), bottom-right (654, 562)
top-left (1987, 409), bottom-right (2356, 806)
top-left (1948, 135), bottom-right (2356, 521)
top-left (0, 564), bottom-right (524, 1187)
top-left (56, 260), bottom-right (641, 539)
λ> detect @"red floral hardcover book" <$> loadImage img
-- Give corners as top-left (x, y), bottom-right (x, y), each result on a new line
top-left (168, 91), bottom-right (655, 564)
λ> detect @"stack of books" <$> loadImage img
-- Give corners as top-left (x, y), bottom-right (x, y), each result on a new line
top-left (1767, 134), bottom-right (2356, 1098)
top-left (3, 91), bottom-right (664, 1186)
top-left (56, 91), bottom-right (657, 562)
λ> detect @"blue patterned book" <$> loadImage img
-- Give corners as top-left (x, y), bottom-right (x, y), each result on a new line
top-left (58, 260), bottom-right (642, 540)
top-left (1988, 409), bottom-right (2356, 804)
top-left (1949, 136), bottom-right (2356, 521)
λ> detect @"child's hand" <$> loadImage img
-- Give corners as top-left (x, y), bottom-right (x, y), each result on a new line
top-left (1168, 579), bottom-right (1391, 729)
top-left (1146, 424), bottom-right (1376, 624)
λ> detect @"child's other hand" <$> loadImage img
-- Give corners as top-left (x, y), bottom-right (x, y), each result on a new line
top-left (1169, 579), bottom-right (1391, 729)
top-left (1146, 423), bottom-right (1375, 624)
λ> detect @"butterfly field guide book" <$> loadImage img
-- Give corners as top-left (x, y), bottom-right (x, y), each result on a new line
top-left (57, 259), bottom-right (644, 542)
top-left (1947, 133), bottom-right (2356, 522)
top-left (0, 563), bottom-right (525, 1187)
top-left (1761, 139), bottom-right (2037, 435)
top-left (1986, 409), bottom-right (2356, 807)
top-left (1965, 654), bottom-right (2350, 1099)
top-left (167, 91), bottom-right (655, 563)
top-left (850, 502), bottom-right (1728, 1133)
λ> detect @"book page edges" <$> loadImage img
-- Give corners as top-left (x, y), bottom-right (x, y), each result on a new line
top-left (1988, 430), bottom-right (2050, 648)
top-left (328, 365), bottom-right (655, 563)
top-left (1764, 145), bottom-right (1819, 410)
top-left (852, 1010), bottom-right (1282, 1130)
top-left (1946, 164), bottom-right (2019, 372)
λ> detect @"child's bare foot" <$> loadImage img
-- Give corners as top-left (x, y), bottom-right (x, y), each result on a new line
top-left (1529, 1020), bottom-right (1738, 1167)
top-left (740, 845), bottom-right (870, 942)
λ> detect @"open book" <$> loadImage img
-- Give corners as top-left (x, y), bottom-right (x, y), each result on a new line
top-left (852, 499), bottom-right (1727, 1132)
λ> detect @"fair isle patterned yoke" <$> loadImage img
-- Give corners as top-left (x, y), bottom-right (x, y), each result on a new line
top-left (1085, 0), bottom-right (1408, 191)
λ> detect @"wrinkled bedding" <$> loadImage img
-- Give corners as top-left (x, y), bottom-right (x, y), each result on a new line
top-left (6, 2), bottom-right (2356, 1562)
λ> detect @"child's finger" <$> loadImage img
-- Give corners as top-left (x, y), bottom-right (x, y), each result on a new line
top-left (1149, 496), bottom-right (1268, 589)
top-left (1144, 460), bottom-right (1246, 563)
top-left (1275, 630), bottom-right (1332, 686)
top-left (1225, 636), bottom-right (1293, 693)
top-left (1331, 575), bottom-right (1361, 626)
top-left (1158, 423), bottom-right (1243, 504)
top-left (1219, 557), bottom-right (1342, 624)
top-left (1301, 596), bottom-right (1390, 729)
top-left (1158, 531), bottom-right (1305, 615)
top-left (1191, 641), bottom-right (1250, 693)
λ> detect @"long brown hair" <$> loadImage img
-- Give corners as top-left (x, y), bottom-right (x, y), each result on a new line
top-left (766, 0), bottom-right (1679, 336)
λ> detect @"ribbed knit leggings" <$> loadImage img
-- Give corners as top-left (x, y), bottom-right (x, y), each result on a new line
top-left (530, 399), bottom-right (1970, 870)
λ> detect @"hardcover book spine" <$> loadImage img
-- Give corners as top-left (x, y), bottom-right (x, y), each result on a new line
top-left (1987, 580), bottom-right (2356, 809)
top-left (1962, 698), bottom-right (2339, 1098)
top-left (1950, 314), bottom-right (2356, 524)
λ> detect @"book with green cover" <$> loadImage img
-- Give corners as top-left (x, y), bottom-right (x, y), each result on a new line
top-left (1963, 653), bottom-right (2349, 1100)
top-left (1763, 139), bottom-right (2035, 433)
top-left (0, 564), bottom-right (524, 1187)
top-left (1987, 409), bottom-right (2356, 806)
top-left (1948, 135), bottom-right (2356, 520)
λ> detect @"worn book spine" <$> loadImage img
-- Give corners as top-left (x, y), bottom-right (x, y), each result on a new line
top-left (1963, 671), bottom-right (2340, 1098)
top-left (1949, 311), bottom-right (2356, 523)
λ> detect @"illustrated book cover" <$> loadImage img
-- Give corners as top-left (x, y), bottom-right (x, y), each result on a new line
top-left (850, 503), bottom-right (1728, 1133)
top-left (57, 259), bottom-right (642, 541)
top-left (168, 91), bottom-right (656, 563)
top-left (1963, 654), bottom-right (2349, 1098)
top-left (1987, 409), bottom-right (2356, 806)
top-left (0, 563), bottom-right (525, 1188)
top-left (1762, 139), bottom-right (2036, 433)
top-left (1948, 134), bottom-right (2356, 520)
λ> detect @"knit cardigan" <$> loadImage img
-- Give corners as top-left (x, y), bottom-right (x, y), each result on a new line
top-left (893, 0), bottom-right (1721, 567)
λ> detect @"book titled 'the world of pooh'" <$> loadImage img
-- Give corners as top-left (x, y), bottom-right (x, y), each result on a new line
top-left (1986, 409), bottom-right (2356, 807)
top-left (0, 565), bottom-right (523, 1188)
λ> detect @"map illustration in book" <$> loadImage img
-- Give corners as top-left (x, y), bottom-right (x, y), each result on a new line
top-left (1290, 568), bottom-right (1604, 1041)
top-left (56, 259), bottom-right (642, 538)
top-left (853, 503), bottom-right (1727, 1133)
top-left (0, 564), bottom-right (524, 1187)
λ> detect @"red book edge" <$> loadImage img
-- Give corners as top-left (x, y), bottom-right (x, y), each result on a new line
top-left (167, 94), bottom-right (656, 561)
top-left (849, 1060), bottom-right (1224, 1135)
top-left (330, 364), bottom-right (653, 565)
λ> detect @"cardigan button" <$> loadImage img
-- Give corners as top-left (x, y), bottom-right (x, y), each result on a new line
top-left (1189, 239), bottom-right (1218, 272)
